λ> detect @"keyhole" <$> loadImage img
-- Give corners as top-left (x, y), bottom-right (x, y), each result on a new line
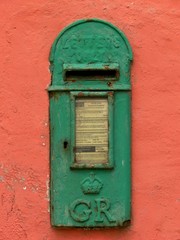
top-left (63, 141), bottom-right (68, 149)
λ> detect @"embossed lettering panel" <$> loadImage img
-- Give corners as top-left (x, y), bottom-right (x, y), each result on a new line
top-left (69, 198), bottom-right (116, 224)
top-left (69, 173), bottom-right (116, 225)
top-left (61, 34), bottom-right (122, 63)
top-left (49, 19), bottom-right (133, 87)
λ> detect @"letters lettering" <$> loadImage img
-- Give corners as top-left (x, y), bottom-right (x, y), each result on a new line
top-left (62, 35), bottom-right (120, 50)
top-left (62, 35), bottom-right (120, 63)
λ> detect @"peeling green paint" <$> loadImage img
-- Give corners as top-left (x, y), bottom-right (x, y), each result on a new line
top-left (49, 19), bottom-right (132, 228)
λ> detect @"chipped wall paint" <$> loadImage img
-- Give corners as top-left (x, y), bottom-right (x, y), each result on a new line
top-left (0, 0), bottom-right (180, 239)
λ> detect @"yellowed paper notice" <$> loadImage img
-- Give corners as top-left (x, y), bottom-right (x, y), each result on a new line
top-left (75, 98), bottom-right (108, 163)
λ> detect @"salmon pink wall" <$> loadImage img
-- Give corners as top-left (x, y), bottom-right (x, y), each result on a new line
top-left (0, 1), bottom-right (180, 239)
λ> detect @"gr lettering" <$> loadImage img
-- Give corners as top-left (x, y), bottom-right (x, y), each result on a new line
top-left (69, 198), bottom-right (116, 223)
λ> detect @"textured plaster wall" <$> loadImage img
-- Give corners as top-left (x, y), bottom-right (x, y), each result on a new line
top-left (0, 1), bottom-right (180, 239)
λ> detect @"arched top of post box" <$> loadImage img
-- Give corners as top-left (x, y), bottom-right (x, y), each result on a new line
top-left (48, 19), bottom-right (133, 91)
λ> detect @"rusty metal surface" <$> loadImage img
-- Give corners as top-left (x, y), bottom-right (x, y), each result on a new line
top-left (49, 19), bottom-right (132, 228)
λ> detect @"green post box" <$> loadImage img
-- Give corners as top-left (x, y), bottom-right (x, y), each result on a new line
top-left (48, 19), bottom-right (133, 228)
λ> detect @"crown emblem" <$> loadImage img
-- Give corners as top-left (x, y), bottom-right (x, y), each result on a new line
top-left (81, 172), bottom-right (103, 194)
